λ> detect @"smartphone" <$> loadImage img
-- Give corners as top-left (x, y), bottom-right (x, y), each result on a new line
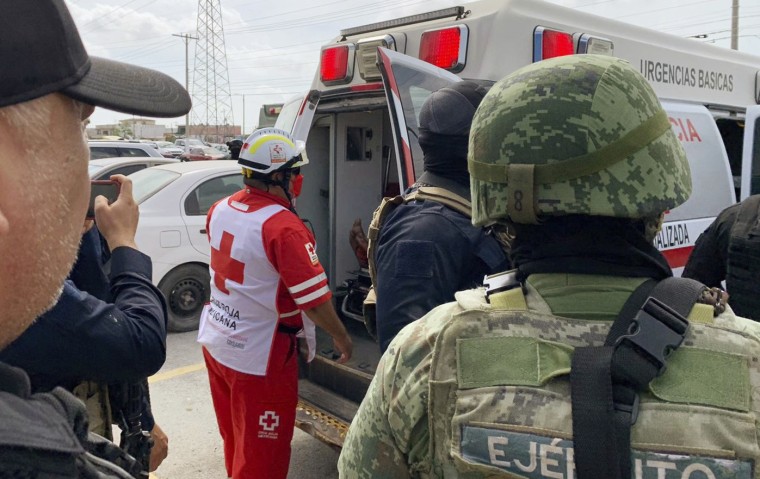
top-left (87, 180), bottom-right (120, 219)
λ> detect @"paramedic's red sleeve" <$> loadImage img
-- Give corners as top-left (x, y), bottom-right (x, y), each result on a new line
top-left (264, 212), bottom-right (332, 310)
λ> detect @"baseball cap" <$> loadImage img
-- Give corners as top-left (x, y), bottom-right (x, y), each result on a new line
top-left (1, 0), bottom-right (191, 118)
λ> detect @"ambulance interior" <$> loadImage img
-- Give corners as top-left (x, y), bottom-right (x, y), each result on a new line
top-left (294, 95), bottom-right (396, 415)
top-left (717, 116), bottom-right (749, 199)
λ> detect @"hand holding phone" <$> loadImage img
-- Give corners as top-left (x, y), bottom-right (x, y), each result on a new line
top-left (90, 175), bottom-right (139, 251)
top-left (87, 180), bottom-right (120, 219)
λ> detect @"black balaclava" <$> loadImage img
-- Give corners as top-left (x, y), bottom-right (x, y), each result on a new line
top-left (418, 81), bottom-right (488, 187)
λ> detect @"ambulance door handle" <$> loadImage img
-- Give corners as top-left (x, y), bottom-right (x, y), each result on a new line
top-left (200, 229), bottom-right (207, 234)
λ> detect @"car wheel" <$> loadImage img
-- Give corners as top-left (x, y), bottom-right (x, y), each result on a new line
top-left (159, 264), bottom-right (210, 332)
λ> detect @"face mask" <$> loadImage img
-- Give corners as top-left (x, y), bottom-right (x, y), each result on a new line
top-left (291, 174), bottom-right (304, 198)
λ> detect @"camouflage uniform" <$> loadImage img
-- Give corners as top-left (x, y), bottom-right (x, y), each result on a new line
top-left (338, 277), bottom-right (760, 478)
top-left (338, 55), bottom-right (760, 478)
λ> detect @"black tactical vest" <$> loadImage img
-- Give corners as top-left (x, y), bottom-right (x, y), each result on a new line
top-left (726, 195), bottom-right (760, 321)
top-left (0, 362), bottom-right (139, 478)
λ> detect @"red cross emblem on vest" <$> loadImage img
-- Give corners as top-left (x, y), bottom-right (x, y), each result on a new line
top-left (211, 231), bottom-right (245, 295)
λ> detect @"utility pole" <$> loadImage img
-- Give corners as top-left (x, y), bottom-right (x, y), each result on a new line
top-left (731, 0), bottom-right (739, 50)
top-left (172, 33), bottom-right (198, 135)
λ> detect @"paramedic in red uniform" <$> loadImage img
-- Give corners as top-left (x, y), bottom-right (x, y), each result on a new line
top-left (197, 127), bottom-right (353, 479)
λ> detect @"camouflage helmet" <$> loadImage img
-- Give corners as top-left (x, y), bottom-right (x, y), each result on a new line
top-left (468, 54), bottom-right (691, 226)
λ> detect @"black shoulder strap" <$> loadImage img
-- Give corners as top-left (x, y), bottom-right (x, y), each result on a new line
top-left (570, 277), bottom-right (705, 479)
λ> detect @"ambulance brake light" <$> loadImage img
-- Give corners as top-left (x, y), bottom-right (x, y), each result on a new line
top-left (320, 44), bottom-right (356, 85)
top-left (533, 27), bottom-right (574, 62)
top-left (419, 25), bottom-right (468, 72)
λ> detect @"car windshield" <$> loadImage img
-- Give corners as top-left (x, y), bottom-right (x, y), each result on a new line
top-left (129, 168), bottom-right (181, 204)
top-left (201, 147), bottom-right (221, 155)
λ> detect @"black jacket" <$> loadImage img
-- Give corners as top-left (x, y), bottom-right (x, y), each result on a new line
top-left (0, 228), bottom-right (167, 428)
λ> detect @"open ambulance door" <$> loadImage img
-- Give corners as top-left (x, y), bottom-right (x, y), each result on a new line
top-left (376, 47), bottom-right (461, 191)
top-left (740, 105), bottom-right (760, 200)
top-left (275, 90), bottom-right (321, 143)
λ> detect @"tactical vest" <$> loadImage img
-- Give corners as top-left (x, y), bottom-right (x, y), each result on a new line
top-left (362, 186), bottom-right (471, 338)
top-left (0, 362), bottom-right (140, 478)
top-left (427, 275), bottom-right (760, 479)
top-left (726, 194), bottom-right (760, 321)
top-left (73, 380), bottom-right (114, 440)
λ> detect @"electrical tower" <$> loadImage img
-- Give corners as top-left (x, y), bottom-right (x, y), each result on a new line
top-left (190, 0), bottom-right (233, 142)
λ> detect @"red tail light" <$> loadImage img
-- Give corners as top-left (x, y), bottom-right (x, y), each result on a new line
top-left (533, 27), bottom-right (574, 62)
top-left (419, 25), bottom-right (468, 72)
top-left (320, 45), bottom-right (355, 85)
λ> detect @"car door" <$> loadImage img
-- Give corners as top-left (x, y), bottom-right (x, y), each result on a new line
top-left (182, 173), bottom-right (246, 256)
top-left (376, 47), bottom-right (463, 191)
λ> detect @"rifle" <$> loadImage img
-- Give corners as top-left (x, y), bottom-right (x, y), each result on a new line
top-left (111, 380), bottom-right (153, 478)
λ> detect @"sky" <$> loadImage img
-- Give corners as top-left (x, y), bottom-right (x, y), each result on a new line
top-left (68, 0), bottom-right (760, 132)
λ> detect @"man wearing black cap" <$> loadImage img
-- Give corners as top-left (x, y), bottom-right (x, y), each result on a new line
top-left (0, 1), bottom-right (190, 477)
top-left (373, 82), bottom-right (509, 352)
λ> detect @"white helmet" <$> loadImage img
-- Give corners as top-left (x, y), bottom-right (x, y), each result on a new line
top-left (238, 127), bottom-right (309, 175)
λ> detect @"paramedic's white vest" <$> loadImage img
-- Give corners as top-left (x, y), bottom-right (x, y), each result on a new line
top-left (198, 200), bottom-right (315, 375)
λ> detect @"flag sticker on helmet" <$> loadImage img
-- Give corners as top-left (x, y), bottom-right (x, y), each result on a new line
top-left (305, 242), bottom-right (319, 265)
top-left (270, 143), bottom-right (287, 163)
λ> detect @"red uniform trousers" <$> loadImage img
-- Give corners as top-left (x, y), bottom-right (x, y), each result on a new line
top-left (203, 331), bottom-right (298, 479)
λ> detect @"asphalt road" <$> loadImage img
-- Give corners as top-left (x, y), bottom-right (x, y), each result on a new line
top-left (147, 331), bottom-right (340, 479)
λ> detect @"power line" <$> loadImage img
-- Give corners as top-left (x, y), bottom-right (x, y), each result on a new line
top-left (79, 0), bottom-right (158, 34)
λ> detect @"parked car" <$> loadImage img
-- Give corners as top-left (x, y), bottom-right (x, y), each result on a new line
top-left (88, 156), bottom-right (179, 180)
top-left (209, 143), bottom-right (229, 154)
top-left (88, 140), bottom-right (163, 159)
top-left (179, 146), bottom-right (228, 161)
top-left (129, 161), bottom-right (245, 332)
top-left (174, 138), bottom-right (206, 149)
top-left (154, 141), bottom-right (184, 158)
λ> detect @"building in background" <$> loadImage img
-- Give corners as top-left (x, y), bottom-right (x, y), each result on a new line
top-left (88, 118), bottom-right (171, 140)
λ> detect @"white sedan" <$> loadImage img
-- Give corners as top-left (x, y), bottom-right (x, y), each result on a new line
top-left (129, 161), bottom-right (245, 332)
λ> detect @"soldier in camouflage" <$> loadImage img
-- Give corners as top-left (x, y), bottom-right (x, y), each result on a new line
top-left (337, 54), bottom-right (760, 479)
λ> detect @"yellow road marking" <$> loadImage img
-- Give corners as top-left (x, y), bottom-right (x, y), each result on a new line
top-left (149, 362), bottom-right (206, 384)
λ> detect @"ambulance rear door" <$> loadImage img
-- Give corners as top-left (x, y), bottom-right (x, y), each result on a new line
top-left (658, 101), bottom-right (736, 274)
top-left (741, 105), bottom-right (760, 200)
top-left (275, 90), bottom-right (320, 143)
top-left (376, 47), bottom-right (462, 191)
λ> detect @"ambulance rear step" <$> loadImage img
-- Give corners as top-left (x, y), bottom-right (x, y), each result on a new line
top-left (296, 379), bottom-right (358, 448)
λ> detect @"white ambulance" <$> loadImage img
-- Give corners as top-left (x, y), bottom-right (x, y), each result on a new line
top-left (278, 0), bottom-right (760, 446)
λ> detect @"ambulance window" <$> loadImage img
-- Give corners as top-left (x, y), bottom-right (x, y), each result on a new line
top-left (408, 86), bottom-right (430, 176)
top-left (346, 127), bottom-right (367, 161)
top-left (716, 119), bottom-right (744, 198)
top-left (274, 98), bottom-right (301, 135)
top-left (752, 121), bottom-right (760, 194)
